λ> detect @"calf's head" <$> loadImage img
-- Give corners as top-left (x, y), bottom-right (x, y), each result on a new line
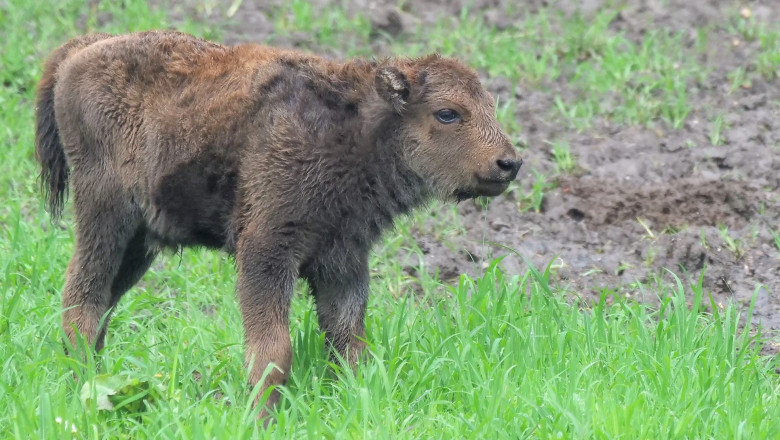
top-left (376, 55), bottom-right (521, 200)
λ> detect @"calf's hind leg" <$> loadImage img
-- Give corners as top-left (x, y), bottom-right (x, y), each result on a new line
top-left (93, 225), bottom-right (158, 346)
top-left (62, 179), bottom-right (142, 353)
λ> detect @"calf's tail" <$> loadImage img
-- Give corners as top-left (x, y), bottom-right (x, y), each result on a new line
top-left (34, 33), bottom-right (112, 220)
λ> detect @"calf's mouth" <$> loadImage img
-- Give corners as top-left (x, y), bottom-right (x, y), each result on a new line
top-left (453, 176), bottom-right (512, 201)
top-left (473, 177), bottom-right (512, 197)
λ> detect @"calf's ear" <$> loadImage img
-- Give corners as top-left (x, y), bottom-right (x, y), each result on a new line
top-left (375, 66), bottom-right (410, 112)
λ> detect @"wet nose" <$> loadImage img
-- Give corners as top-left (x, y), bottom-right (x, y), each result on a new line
top-left (494, 157), bottom-right (522, 181)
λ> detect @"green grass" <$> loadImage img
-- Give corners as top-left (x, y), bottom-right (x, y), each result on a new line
top-left (271, 3), bottom-right (704, 129)
top-left (270, 0), bottom-right (372, 53)
top-left (730, 11), bottom-right (780, 80)
top-left (5, 233), bottom-right (780, 438)
top-left (709, 113), bottom-right (727, 146)
top-left (550, 140), bottom-right (577, 174)
top-left (769, 228), bottom-right (780, 255)
top-left (718, 224), bottom-right (744, 259)
top-left (517, 171), bottom-right (554, 213)
top-left (2, 0), bottom-right (780, 438)
top-left (376, 8), bottom-right (700, 130)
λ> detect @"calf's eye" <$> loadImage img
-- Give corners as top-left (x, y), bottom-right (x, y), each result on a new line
top-left (435, 108), bottom-right (460, 124)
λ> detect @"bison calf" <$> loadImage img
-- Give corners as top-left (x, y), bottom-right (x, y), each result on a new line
top-left (35, 31), bottom-right (521, 419)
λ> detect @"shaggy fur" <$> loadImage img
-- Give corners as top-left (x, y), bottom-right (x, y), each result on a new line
top-left (35, 31), bottom-right (521, 420)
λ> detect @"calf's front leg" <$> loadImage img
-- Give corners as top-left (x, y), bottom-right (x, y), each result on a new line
top-left (236, 235), bottom-right (297, 420)
top-left (311, 261), bottom-right (369, 368)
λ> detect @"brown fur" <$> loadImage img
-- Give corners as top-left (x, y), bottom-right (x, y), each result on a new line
top-left (35, 31), bottom-right (520, 421)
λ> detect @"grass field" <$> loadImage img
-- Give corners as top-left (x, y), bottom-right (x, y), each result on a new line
top-left (1, 1), bottom-right (779, 438)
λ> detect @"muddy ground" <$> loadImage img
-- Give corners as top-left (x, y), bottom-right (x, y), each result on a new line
top-left (159, 1), bottom-right (780, 331)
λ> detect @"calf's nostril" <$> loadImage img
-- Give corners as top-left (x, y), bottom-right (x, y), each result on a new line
top-left (496, 158), bottom-right (520, 173)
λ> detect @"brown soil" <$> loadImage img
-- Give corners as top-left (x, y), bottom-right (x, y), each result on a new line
top-left (160, 0), bottom-right (780, 331)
